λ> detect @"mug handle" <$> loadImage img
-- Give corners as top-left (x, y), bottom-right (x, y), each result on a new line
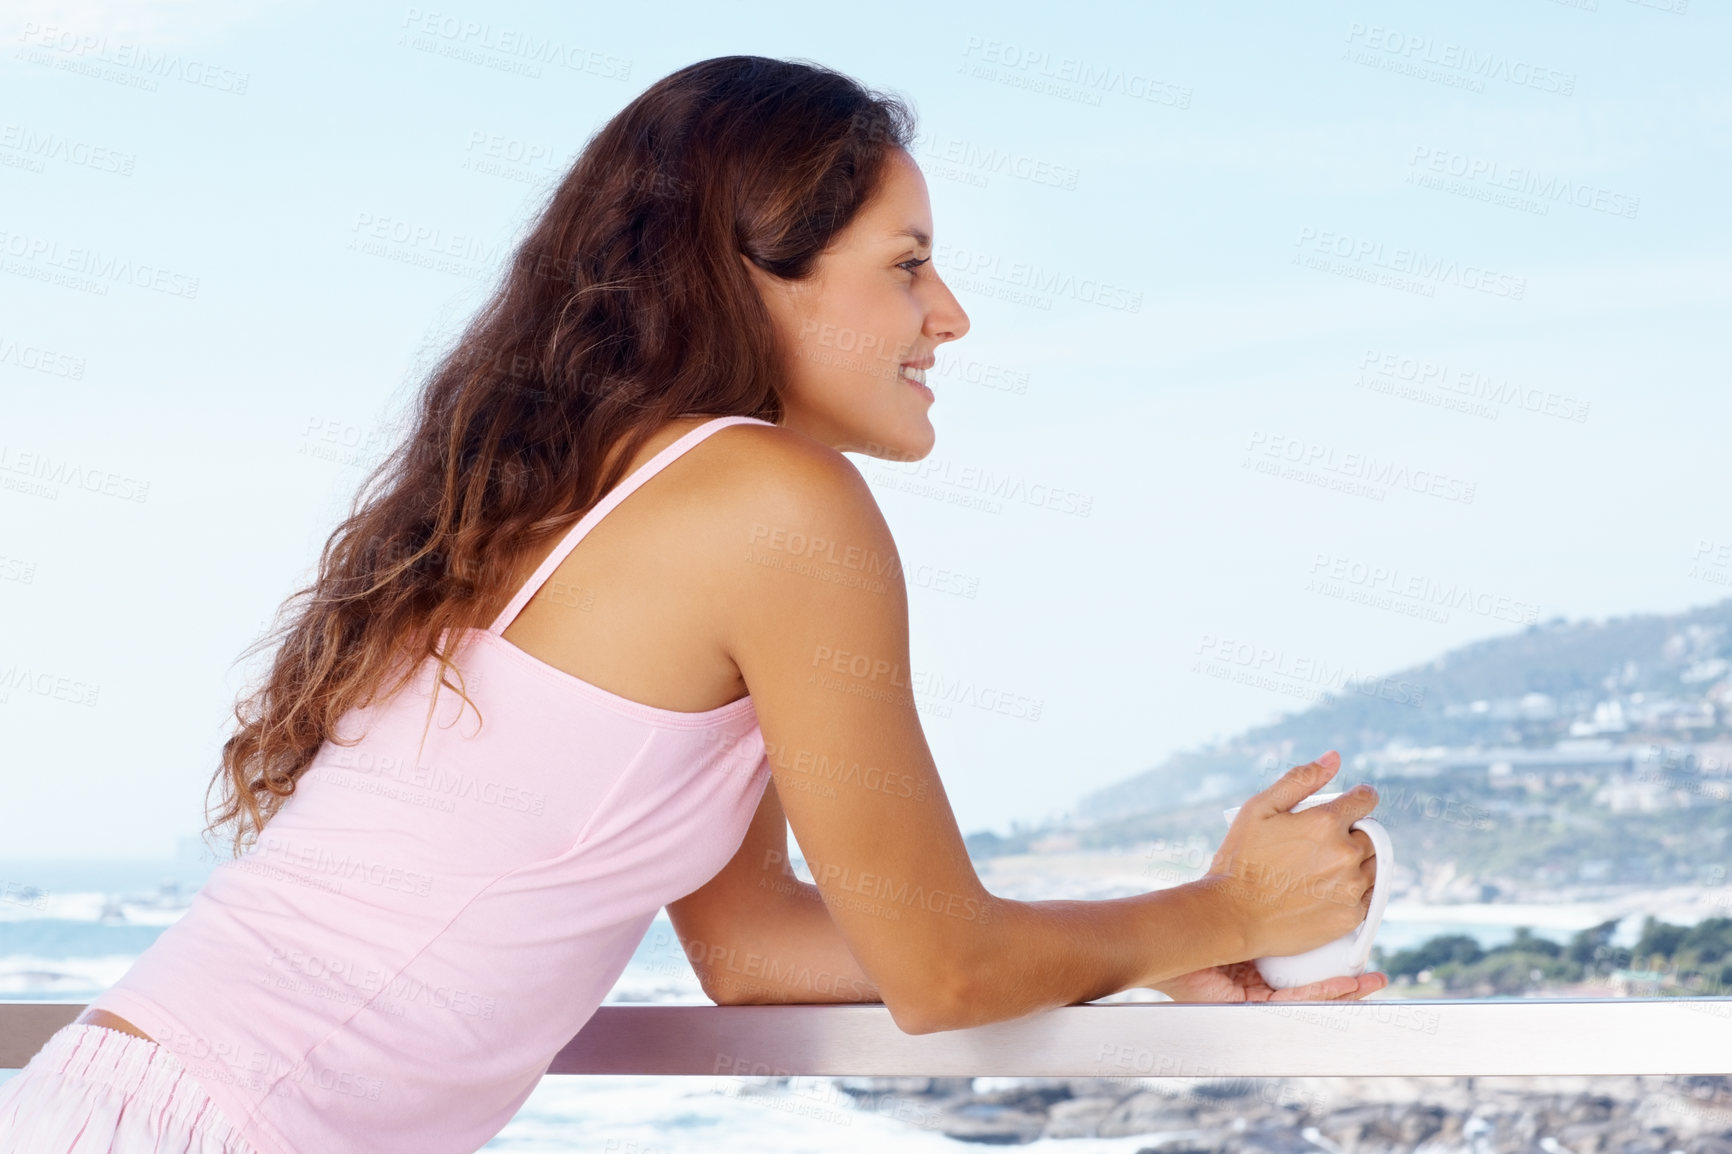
top-left (1345, 817), bottom-right (1393, 971)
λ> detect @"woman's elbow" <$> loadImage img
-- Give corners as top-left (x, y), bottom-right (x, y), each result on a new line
top-left (695, 953), bottom-right (982, 1032)
top-left (885, 1000), bottom-right (954, 1035)
top-left (882, 966), bottom-right (979, 1035)
top-left (702, 978), bottom-right (771, 1007)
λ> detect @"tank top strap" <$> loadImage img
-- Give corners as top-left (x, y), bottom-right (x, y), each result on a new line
top-left (485, 414), bottom-right (775, 636)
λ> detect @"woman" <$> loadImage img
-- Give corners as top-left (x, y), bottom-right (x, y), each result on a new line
top-left (0, 55), bottom-right (1385, 1154)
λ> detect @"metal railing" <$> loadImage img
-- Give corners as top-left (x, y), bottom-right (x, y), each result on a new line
top-left (5, 998), bottom-right (1730, 1076)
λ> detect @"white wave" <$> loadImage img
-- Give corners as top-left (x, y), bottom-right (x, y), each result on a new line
top-left (0, 889), bottom-right (192, 925)
top-left (106, 902), bottom-right (192, 927)
top-left (0, 954), bottom-right (140, 996)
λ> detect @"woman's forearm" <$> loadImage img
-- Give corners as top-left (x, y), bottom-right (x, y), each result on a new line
top-left (687, 872), bottom-right (1245, 1028)
top-left (683, 876), bottom-right (884, 1006)
top-left (932, 877), bottom-right (1248, 1031)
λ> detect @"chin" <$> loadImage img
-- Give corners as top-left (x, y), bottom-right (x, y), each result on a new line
top-left (857, 414), bottom-right (935, 462)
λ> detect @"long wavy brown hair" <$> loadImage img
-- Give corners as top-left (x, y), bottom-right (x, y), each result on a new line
top-left (206, 56), bottom-right (916, 855)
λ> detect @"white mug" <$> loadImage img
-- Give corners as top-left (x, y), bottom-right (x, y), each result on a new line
top-left (1218, 790), bottom-right (1393, 990)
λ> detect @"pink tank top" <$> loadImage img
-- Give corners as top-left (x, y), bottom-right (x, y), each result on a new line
top-left (90, 414), bottom-right (777, 1154)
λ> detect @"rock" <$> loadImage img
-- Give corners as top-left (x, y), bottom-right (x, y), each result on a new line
top-left (1132, 1140), bottom-right (1222, 1154)
top-left (1398, 1104), bottom-right (1450, 1146)
top-left (832, 1074), bottom-right (979, 1098)
top-left (1557, 1121), bottom-right (1618, 1154)
top-left (824, 1073), bottom-right (1732, 1154)
top-left (1061, 1076), bottom-right (1135, 1099)
top-left (830, 1074), bottom-right (972, 1134)
top-left (967, 1079), bottom-right (1073, 1112)
top-left (1233, 1123), bottom-right (1324, 1154)
top-left (1191, 1078), bottom-right (1256, 1100)
top-left (1043, 1095), bottom-right (1122, 1139)
top-left (833, 1076), bottom-right (936, 1097)
top-left (1426, 1107), bottom-right (1467, 1148)
top-left (1312, 1101), bottom-right (1465, 1153)
top-left (1568, 1096), bottom-right (1625, 1125)
top-left (925, 1076), bottom-right (979, 1097)
top-left (1603, 1134), bottom-right (1680, 1154)
top-left (1317, 1103), bottom-right (1408, 1152)
top-left (1686, 1137), bottom-right (1732, 1154)
top-left (1097, 1091), bottom-right (1203, 1139)
top-left (934, 1101), bottom-right (1048, 1145)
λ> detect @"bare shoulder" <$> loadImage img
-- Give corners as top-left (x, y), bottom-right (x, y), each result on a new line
top-left (681, 422), bottom-right (899, 570)
top-left (668, 422), bottom-right (907, 673)
top-left (699, 421), bottom-right (879, 505)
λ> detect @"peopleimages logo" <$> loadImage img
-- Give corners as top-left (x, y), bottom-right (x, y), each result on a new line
top-left (0, 124), bottom-right (137, 175)
top-left (1408, 146), bottom-right (1640, 219)
top-left (0, 226), bottom-right (200, 298)
top-left (1243, 430), bottom-right (1477, 505)
top-left (15, 21), bottom-right (252, 94)
top-left (0, 442), bottom-right (150, 503)
top-left (397, 8), bottom-right (631, 81)
top-left (0, 332), bottom-right (86, 379)
top-left (918, 134), bottom-right (1081, 190)
top-left (1356, 349), bottom-right (1591, 424)
top-left (873, 452), bottom-right (1095, 516)
top-left (0, 661), bottom-right (100, 706)
top-left (1294, 227), bottom-right (1526, 300)
top-left (933, 243), bottom-right (1143, 313)
top-left (1307, 552), bottom-right (1542, 626)
top-left (959, 36), bottom-right (1193, 109)
top-left (1343, 22), bottom-right (1576, 96)
top-left (1192, 632), bottom-right (1427, 708)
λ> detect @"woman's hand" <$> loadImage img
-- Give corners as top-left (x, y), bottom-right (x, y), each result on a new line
top-left (1206, 751), bottom-right (1382, 961)
top-left (1155, 752), bottom-right (1389, 1004)
top-left (1154, 961), bottom-right (1388, 1003)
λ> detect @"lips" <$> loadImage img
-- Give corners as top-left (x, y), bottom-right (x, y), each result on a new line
top-left (899, 356), bottom-right (934, 386)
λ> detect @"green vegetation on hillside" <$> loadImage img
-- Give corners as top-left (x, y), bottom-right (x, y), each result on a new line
top-left (1376, 916), bottom-right (1732, 996)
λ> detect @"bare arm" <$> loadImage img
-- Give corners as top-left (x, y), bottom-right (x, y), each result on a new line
top-left (666, 778), bottom-right (882, 1006)
top-left (673, 425), bottom-right (1378, 1033)
top-left (666, 779), bottom-right (1254, 1016)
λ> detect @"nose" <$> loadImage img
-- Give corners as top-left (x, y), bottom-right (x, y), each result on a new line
top-left (925, 275), bottom-right (970, 345)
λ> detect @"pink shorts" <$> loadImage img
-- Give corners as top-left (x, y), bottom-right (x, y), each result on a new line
top-left (0, 1022), bottom-right (257, 1153)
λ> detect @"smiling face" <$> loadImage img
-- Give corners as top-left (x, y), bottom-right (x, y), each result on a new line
top-left (744, 148), bottom-right (970, 460)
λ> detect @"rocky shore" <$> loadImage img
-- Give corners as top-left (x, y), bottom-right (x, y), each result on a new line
top-left (827, 1073), bottom-right (1732, 1150)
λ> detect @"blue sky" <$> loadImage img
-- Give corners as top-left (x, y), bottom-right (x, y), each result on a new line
top-left (2, 0), bottom-right (1728, 855)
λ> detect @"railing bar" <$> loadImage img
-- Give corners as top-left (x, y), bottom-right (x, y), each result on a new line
top-left (7, 1000), bottom-right (1730, 1077)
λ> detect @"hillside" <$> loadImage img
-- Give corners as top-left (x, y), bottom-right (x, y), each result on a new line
top-left (1076, 597), bottom-right (1732, 822)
